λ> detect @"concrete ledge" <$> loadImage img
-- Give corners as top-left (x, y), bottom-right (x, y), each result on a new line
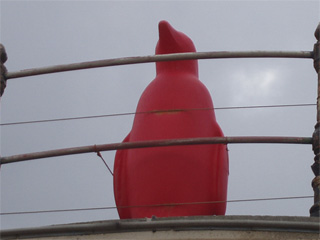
top-left (1, 215), bottom-right (319, 239)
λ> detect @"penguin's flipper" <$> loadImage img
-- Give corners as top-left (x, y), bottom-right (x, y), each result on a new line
top-left (113, 133), bottom-right (131, 219)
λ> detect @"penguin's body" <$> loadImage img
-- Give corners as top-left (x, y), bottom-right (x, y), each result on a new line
top-left (113, 21), bottom-right (228, 219)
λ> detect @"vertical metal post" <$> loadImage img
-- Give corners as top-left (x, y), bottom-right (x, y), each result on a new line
top-left (310, 23), bottom-right (320, 217)
top-left (0, 44), bottom-right (8, 98)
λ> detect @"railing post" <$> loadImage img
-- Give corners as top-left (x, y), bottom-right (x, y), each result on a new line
top-left (310, 23), bottom-right (320, 217)
top-left (0, 44), bottom-right (8, 98)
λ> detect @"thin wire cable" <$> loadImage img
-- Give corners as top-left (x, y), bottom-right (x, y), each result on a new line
top-left (96, 151), bottom-right (113, 176)
top-left (0, 196), bottom-right (313, 216)
top-left (0, 103), bottom-right (316, 126)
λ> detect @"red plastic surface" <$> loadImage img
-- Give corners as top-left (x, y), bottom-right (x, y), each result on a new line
top-left (113, 20), bottom-right (228, 219)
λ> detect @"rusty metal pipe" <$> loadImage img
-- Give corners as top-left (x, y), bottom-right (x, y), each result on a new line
top-left (6, 51), bottom-right (312, 79)
top-left (0, 136), bottom-right (312, 165)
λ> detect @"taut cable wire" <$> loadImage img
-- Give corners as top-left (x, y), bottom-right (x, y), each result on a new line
top-left (0, 103), bottom-right (316, 127)
top-left (0, 195), bottom-right (313, 216)
top-left (96, 151), bottom-right (113, 176)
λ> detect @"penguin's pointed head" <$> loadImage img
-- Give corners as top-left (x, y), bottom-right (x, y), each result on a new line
top-left (155, 20), bottom-right (198, 77)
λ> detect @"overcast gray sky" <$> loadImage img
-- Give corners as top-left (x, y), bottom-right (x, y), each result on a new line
top-left (0, 0), bottom-right (319, 230)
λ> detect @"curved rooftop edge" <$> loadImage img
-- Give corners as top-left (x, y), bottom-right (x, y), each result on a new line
top-left (1, 215), bottom-right (319, 240)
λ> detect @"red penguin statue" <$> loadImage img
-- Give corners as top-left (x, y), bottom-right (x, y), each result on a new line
top-left (113, 20), bottom-right (229, 219)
